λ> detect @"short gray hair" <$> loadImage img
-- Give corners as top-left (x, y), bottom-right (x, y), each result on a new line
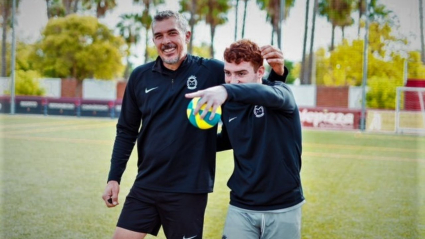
top-left (152, 10), bottom-right (189, 33)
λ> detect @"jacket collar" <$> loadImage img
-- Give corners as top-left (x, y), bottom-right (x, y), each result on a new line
top-left (152, 54), bottom-right (192, 76)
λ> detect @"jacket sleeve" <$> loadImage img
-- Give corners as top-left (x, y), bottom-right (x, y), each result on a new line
top-left (107, 73), bottom-right (142, 184)
top-left (266, 66), bottom-right (289, 83)
top-left (216, 122), bottom-right (232, 152)
top-left (222, 81), bottom-right (297, 113)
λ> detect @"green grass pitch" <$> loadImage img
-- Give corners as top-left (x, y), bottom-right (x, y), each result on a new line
top-left (0, 115), bottom-right (424, 239)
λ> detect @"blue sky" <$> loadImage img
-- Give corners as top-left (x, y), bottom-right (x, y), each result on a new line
top-left (16, 0), bottom-right (422, 65)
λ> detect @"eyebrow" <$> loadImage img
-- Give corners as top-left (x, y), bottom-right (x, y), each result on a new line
top-left (154, 28), bottom-right (180, 36)
top-left (224, 69), bottom-right (249, 74)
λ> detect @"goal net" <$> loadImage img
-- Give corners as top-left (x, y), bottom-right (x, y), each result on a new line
top-left (395, 87), bottom-right (425, 134)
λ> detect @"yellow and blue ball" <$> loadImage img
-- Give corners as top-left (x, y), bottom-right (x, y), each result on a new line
top-left (187, 97), bottom-right (221, 129)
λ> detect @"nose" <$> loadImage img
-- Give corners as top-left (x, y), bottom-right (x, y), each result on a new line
top-left (229, 75), bottom-right (238, 84)
top-left (162, 34), bottom-right (171, 44)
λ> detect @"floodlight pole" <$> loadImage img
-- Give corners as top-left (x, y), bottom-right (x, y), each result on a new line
top-left (10, 0), bottom-right (17, 114)
top-left (360, 0), bottom-right (370, 131)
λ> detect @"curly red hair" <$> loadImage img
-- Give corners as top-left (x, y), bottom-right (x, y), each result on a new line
top-left (223, 39), bottom-right (263, 72)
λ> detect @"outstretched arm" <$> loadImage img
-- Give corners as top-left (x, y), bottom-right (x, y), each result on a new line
top-left (185, 86), bottom-right (228, 119)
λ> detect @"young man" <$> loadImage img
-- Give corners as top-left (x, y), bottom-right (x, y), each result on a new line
top-left (101, 11), bottom-right (287, 239)
top-left (186, 39), bottom-right (305, 239)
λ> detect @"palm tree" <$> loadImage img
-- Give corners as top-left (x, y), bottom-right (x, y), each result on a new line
top-left (82, 0), bottom-right (117, 18)
top-left (241, 0), bottom-right (249, 38)
top-left (180, 0), bottom-right (207, 54)
top-left (354, 0), bottom-right (390, 37)
top-left (307, 0), bottom-right (318, 84)
top-left (301, 0), bottom-right (310, 84)
top-left (61, 0), bottom-right (80, 15)
top-left (45, 0), bottom-right (65, 19)
top-left (256, 0), bottom-right (295, 48)
top-left (420, 0), bottom-right (425, 63)
top-left (116, 13), bottom-right (142, 79)
top-left (339, 13), bottom-right (354, 39)
top-left (234, 0), bottom-right (239, 41)
top-left (140, 9), bottom-right (152, 64)
top-left (318, 0), bottom-right (354, 51)
top-left (1, 0), bottom-right (21, 77)
top-left (203, 0), bottom-right (231, 58)
top-left (133, 0), bottom-right (164, 63)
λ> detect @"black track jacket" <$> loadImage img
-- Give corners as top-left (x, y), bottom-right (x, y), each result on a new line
top-left (217, 80), bottom-right (304, 210)
top-left (108, 55), bottom-right (224, 193)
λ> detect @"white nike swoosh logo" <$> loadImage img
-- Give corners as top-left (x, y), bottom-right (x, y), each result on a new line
top-left (229, 117), bottom-right (237, 122)
top-left (182, 236), bottom-right (197, 239)
top-left (145, 87), bottom-right (158, 93)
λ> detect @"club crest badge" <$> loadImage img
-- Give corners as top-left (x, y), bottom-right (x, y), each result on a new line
top-left (253, 105), bottom-right (264, 118)
top-left (187, 75), bottom-right (198, 90)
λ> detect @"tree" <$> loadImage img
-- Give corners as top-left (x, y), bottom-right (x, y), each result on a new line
top-left (116, 13), bottom-right (142, 79)
top-left (306, 0), bottom-right (318, 84)
top-left (31, 14), bottom-right (125, 97)
top-left (134, 0), bottom-right (164, 63)
top-left (313, 21), bottom-right (425, 109)
top-left (318, 0), bottom-right (355, 51)
top-left (234, 0), bottom-right (239, 41)
top-left (133, 0), bottom-right (165, 63)
top-left (14, 70), bottom-right (45, 96)
top-left (406, 51), bottom-right (425, 79)
top-left (61, 0), bottom-right (80, 15)
top-left (203, 0), bottom-right (231, 57)
top-left (180, 0), bottom-right (207, 54)
top-left (82, 0), bottom-right (117, 18)
top-left (256, 0), bottom-right (295, 48)
top-left (45, 0), bottom-right (66, 19)
top-left (419, 0), bottom-right (424, 63)
top-left (300, 0), bottom-right (310, 84)
top-left (1, 0), bottom-right (21, 77)
top-left (354, 0), bottom-right (390, 37)
top-left (241, 0), bottom-right (249, 38)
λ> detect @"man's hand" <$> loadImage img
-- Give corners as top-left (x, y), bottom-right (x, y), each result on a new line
top-left (260, 45), bottom-right (285, 76)
top-left (185, 86), bottom-right (228, 119)
top-left (102, 180), bottom-right (120, 208)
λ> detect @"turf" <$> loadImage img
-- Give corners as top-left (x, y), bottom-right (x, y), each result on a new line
top-left (0, 115), bottom-right (424, 239)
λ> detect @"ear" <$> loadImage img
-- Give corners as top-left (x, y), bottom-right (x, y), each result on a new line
top-left (257, 66), bottom-right (265, 80)
top-left (185, 31), bottom-right (191, 44)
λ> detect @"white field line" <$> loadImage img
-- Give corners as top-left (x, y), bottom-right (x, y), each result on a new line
top-left (304, 152), bottom-right (425, 163)
top-left (2, 122), bottom-right (116, 135)
top-left (0, 134), bottom-right (112, 145)
top-left (305, 143), bottom-right (425, 154)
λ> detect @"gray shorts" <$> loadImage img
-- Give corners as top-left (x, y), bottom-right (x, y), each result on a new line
top-left (222, 202), bottom-right (304, 239)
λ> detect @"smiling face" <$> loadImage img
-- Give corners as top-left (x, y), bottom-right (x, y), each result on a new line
top-left (224, 61), bottom-right (265, 84)
top-left (223, 39), bottom-right (265, 84)
top-left (152, 17), bottom-right (190, 71)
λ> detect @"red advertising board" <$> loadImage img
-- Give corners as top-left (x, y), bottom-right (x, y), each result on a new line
top-left (299, 107), bottom-right (362, 130)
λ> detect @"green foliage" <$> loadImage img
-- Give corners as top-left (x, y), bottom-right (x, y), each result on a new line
top-left (366, 75), bottom-right (401, 109)
top-left (82, 0), bottom-right (118, 18)
top-left (407, 51), bottom-right (425, 79)
top-left (6, 70), bottom-right (45, 96)
top-left (314, 21), bottom-right (424, 109)
top-left (192, 42), bottom-right (211, 58)
top-left (284, 60), bottom-right (296, 84)
top-left (146, 45), bottom-right (158, 63)
top-left (0, 41), bottom-right (39, 75)
top-left (31, 14), bottom-right (125, 81)
top-left (203, 0), bottom-right (232, 57)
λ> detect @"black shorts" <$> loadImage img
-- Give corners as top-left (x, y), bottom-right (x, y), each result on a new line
top-left (117, 186), bottom-right (208, 239)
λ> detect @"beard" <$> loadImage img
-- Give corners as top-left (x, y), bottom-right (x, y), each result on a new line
top-left (163, 56), bottom-right (180, 65)
top-left (161, 43), bottom-right (181, 65)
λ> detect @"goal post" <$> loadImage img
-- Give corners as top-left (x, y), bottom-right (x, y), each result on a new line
top-left (395, 87), bottom-right (425, 134)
